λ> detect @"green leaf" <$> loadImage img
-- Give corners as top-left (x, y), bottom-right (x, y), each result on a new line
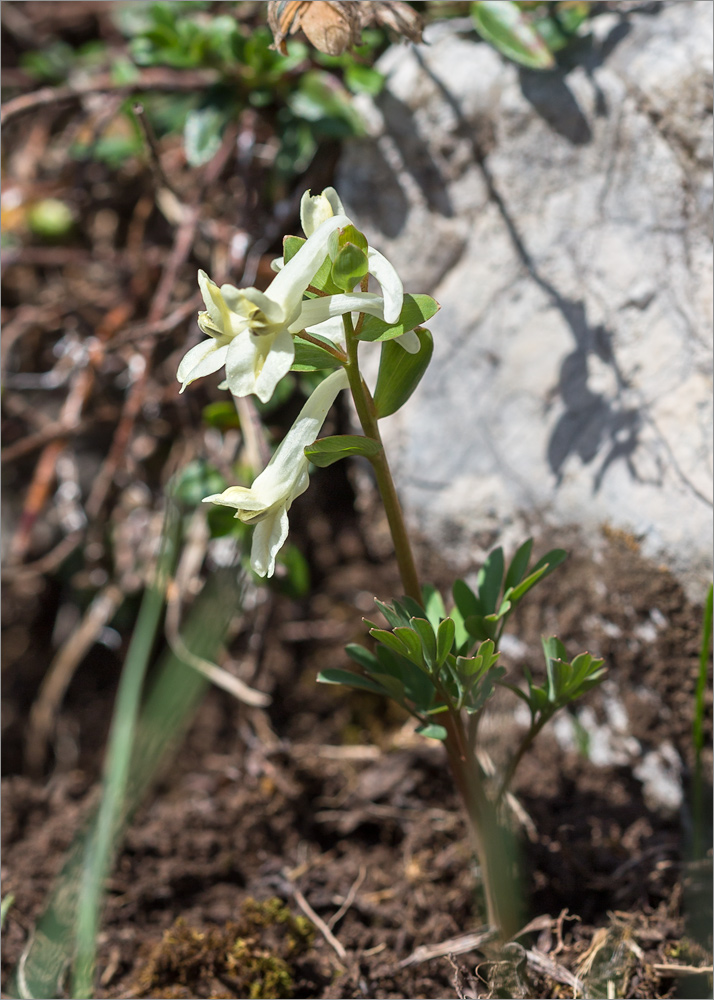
top-left (534, 2), bottom-right (591, 53)
top-left (531, 547), bottom-right (568, 579)
top-left (344, 63), bottom-right (385, 96)
top-left (416, 723), bottom-right (448, 741)
top-left (471, 0), bottom-right (556, 70)
top-left (184, 105), bottom-right (227, 166)
top-left (283, 235), bottom-right (305, 262)
top-left (374, 646), bottom-right (435, 707)
top-left (411, 617), bottom-right (437, 670)
top-left (202, 400), bottom-right (241, 430)
top-left (331, 243), bottom-right (369, 292)
top-left (317, 668), bottom-right (389, 696)
top-left (369, 627), bottom-right (411, 658)
top-left (291, 335), bottom-right (343, 372)
top-left (463, 613), bottom-right (497, 644)
top-left (358, 294), bottom-right (440, 344)
top-left (305, 434), bottom-right (381, 468)
top-left (283, 235), bottom-right (341, 293)
top-left (436, 617), bottom-right (456, 667)
top-left (504, 538), bottom-right (533, 592)
top-left (453, 579), bottom-right (481, 618)
top-left (477, 547), bottom-right (504, 616)
top-left (393, 626), bottom-right (424, 665)
top-left (373, 598), bottom-right (408, 629)
top-left (508, 565), bottom-right (548, 603)
top-left (374, 328), bottom-right (434, 419)
top-left (338, 224), bottom-right (368, 253)
top-left (422, 585), bottom-right (447, 631)
top-left (172, 460), bottom-right (226, 506)
top-left (274, 544), bottom-right (310, 599)
top-left (370, 672), bottom-right (406, 700)
top-left (397, 596), bottom-right (427, 621)
top-left (288, 70), bottom-right (365, 136)
top-left (345, 643), bottom-right (380, 673)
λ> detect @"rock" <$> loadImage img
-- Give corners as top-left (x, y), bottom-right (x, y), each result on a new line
top-left (337, 1), bottom-right (713, 599)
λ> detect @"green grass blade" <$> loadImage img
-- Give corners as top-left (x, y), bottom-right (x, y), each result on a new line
top-left (71, 545), bottom-right (173, 997)
top-left (10, 529), bottom-right (245, 998)
top-left (692, 582), bottom-right (713, 860)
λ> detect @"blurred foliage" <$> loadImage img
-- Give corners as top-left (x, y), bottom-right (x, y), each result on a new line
top-left (12, 0), bottom-right (597, 187)
top-left (17, 0), bottom-right (388, 181)
top-left (413, 0), bottom-right (592, 69)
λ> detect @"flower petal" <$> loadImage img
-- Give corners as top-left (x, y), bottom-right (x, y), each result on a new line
top-left (395, 330), bottom-right (421, 354)
top-left (268, 214), bottom-right (350, 322)
top-left (177, 339), bottom-right (229, 391)
top-left (251, 507), bottom-right (289, 577)
top-left (254, 327), bottom-right (295, 404)
top-left (198, 270), bottom-right (229, 330)
top-left (202, 485), bottom-right (265, 512)
top-left (223, 327), bottom-right (294, 404)
top-left (303, 315), bottom-right (347, 347)
top-left (300, 187), bottom-right (347, 237)
top-left (252, 368), bottom-right (348, 497)
top-left (367, 248), bottom-right (403, 323)
top-left (289, 293), bottom-right (386, 333)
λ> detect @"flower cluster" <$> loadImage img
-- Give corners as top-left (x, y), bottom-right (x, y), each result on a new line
top-left (178, 188), bottom-right (405, 577)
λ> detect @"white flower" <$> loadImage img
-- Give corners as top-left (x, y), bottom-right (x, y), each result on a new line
top-left (300, 187), bottom-right (403, 325)
top-left (178, 214), bottom-right (349, 403)
top-left (300, 187), bottom-right (345, 237)
top-left (203, 368), bottom-right (349, 577)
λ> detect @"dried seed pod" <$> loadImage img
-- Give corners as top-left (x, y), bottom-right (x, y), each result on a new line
top-left (267, 1), bottom-right (363, 56)
top-left (357, 1), bottom-right (424, 44)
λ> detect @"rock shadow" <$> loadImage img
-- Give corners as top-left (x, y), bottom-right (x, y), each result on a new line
top-left (414, 50), bottom-right (644, 495)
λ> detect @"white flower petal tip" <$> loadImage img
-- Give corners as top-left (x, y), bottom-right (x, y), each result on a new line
top-left (395, 330), bottom-right (421, 354)
top-left (367, 247), bottom-right (403, 324)
top-left (300, 187), bottom-right (346, 237)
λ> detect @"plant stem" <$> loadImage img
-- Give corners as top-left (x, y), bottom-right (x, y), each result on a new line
top-left (343, 313), bottom-right (520, 940)
top-left (442, 710), bottom-right (521, 940)
top-left (298, 330), bottom-right (347, 363)
top-left (342, 314), bottom-right (421, 603)
top-left (495, 715), bottom-right (549, 807)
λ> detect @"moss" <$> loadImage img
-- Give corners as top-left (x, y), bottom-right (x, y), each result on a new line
top-left (130, 898), bottom-right (315, 999)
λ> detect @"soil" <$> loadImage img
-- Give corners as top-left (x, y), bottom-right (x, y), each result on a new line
top-left (2, 481), bottom-right (712, 999)
top-left (1, 3), bottom-right (712, 998)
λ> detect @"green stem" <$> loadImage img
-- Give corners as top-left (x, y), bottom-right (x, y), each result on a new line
top-left (443, 710), bottom-right (521, 940)
top-left (342, 312), bottom-right (520, 940)
top-left (298, 329), bottom-right (348, 363)
top-left (342, 314), bottom-right (421, 603)
top-left (495, 714), bottom-right (550, 807)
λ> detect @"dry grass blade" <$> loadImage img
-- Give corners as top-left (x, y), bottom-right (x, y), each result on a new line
top-left (399, 928), bottom-right (497, 968)
top-left (25, 584), bottom-right (124, 775)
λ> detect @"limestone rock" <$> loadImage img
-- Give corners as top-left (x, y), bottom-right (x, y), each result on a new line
top-left (338, 1), bottom-right (713, 598)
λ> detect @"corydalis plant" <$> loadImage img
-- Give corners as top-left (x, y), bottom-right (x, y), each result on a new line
top-left (178, 187), bottom-right (606, 941)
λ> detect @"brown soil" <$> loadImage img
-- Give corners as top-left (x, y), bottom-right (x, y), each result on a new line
top-left (2, 486), bottom-right (712, 999)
